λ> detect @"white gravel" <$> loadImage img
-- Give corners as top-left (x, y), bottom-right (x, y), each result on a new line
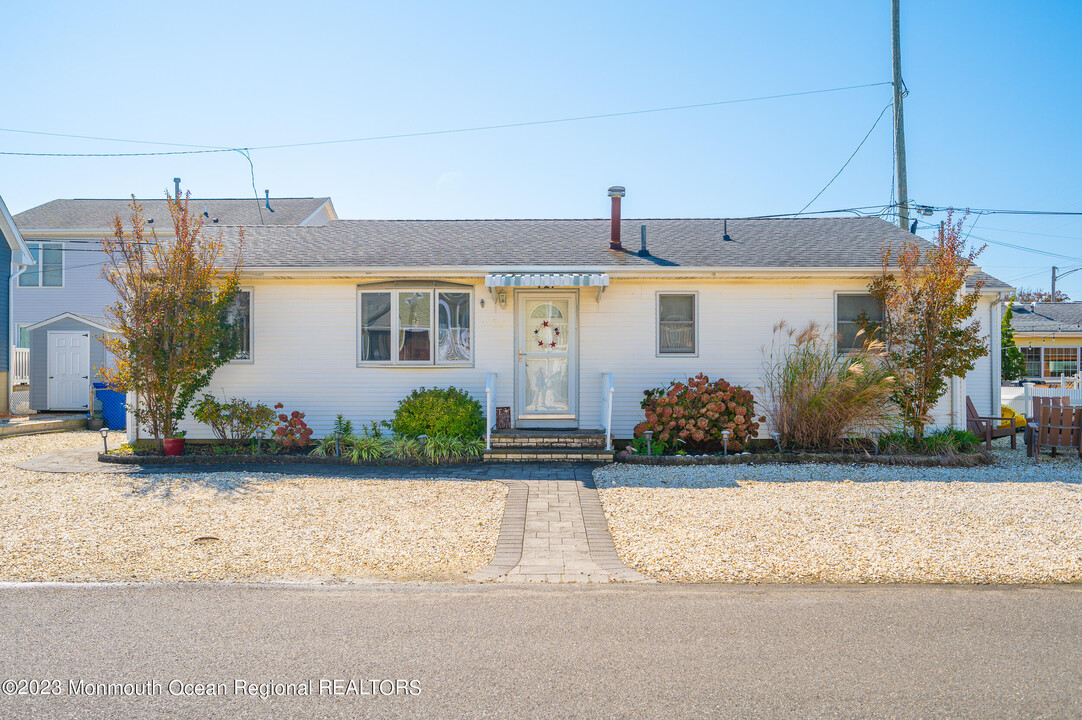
top-left (0, 431), bottom-right (506, 583)
top-left (596, 437), bottom-right (1082, 584)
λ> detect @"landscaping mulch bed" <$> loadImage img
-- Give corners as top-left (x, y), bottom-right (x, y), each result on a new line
top-left (99, 452), bottom-right (483, 467)
top-left (616, 450), bottom-right (992, 468)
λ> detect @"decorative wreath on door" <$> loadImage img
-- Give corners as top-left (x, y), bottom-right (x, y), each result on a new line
top-left (533, 320), bottom-right (562, 349)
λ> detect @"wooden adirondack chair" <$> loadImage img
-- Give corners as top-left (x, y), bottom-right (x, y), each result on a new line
top-left (1032, 404), bottom-right (1082, 464)
top-left (1025, 396), bottom-right (1071, 456)
top-left (965, 396), bottom-right (1016, 450)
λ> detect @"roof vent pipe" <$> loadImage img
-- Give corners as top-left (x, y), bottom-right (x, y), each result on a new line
top-left (265, 190), bottom-right (274, 212)
top-left (607, 186), bottom-right (625, 251)
top-left (173, 177), bottom-right (181, 204)
top-left (723, 218), bottom-right (732, 242)
top-left (638, 224), bottom-right (651, 257)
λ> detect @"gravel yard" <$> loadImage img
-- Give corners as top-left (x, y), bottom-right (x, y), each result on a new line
top-left (596, 438), bottom-right (1082, 583)
top-left (0, 431), bottom-right (505, 583)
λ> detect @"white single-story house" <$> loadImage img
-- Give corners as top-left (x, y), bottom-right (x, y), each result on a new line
top-left (133, 188), bottom-right (1010, 446)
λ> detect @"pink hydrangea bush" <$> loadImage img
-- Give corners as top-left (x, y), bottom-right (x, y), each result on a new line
top-left (633, 373), bottom-right (763, 454)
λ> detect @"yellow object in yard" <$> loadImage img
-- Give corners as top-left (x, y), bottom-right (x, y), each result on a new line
top-left (999, 405), bottom-right (1026, 429)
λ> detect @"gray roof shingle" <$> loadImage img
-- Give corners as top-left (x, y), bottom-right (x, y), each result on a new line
top-left (966, 271), bottom-right (1013, 291)
top-left (217, 216), bottom-right (938, 270)
top-left (14, 197), bottom-right (331, 230)
top-left (1011, 302), bottom-right (1082, 333)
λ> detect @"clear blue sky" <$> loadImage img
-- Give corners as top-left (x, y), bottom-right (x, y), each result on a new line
top-left (2, 1), bottom-right (1080, 294)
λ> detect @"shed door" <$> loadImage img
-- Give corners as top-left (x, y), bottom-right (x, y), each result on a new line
top-left (47, 332), bottom-right (90, 411)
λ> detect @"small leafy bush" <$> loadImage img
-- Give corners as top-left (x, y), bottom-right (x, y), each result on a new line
top-left (346, 435), bottom-right (388, 463)
top-left (392, 387), bottom-right (485, 439)
top-left (879, 428), bottom-right (982, 456)
top-left (193, 394), bottom-right (277, 441)
top-left (273, 402), bottom-right (314, 450)
top-left (634, 374), bottom-right (761, 454)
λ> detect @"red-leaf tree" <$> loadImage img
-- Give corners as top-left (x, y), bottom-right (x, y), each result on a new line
top-left (869, 210), bottom-right (988, 440)
top-left (100, 193), bottom-right (243, 451)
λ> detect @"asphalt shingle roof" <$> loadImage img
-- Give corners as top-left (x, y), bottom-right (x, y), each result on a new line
top-left (13, 197), bottom-right (331, 230)
top-left (217, 216), bottom-right (937, 270)
top-left (966, 271), bottom-right (1013, 291)
top-left (1011, 302), bottom-right (1082, 333)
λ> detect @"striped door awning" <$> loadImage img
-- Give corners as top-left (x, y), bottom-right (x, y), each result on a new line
top-left (484, 273), bottom-right (610, 288)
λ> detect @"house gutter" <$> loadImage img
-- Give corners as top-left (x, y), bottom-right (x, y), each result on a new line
top-left (235, 265), bottom-right (891, 279)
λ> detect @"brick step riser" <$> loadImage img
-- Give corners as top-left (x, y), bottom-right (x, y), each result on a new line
top-left (484, 452), bottom-right (614, 463)
top-left (489, 439), bottom-right (607, 449)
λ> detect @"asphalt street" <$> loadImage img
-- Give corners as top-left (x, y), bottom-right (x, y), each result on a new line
top-left (0, 583), bottom-right (1078, 719)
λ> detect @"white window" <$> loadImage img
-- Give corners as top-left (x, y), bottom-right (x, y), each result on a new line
top-left (18, 243), bottom-right (63, 287)
top-left (836, 293), bottom-right (884, 353)
top-left (657, 292), bottom-right (697, 355)
top-left (227, 289), bottom-right (252, 362)
top-left (358, 287), bottom-right (472, 365)
top-left (1021, 347), bottom-right (1041, 378)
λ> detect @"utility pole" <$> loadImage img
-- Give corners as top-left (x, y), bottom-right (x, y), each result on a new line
top-left (892, 0), bottom-right (909, 231)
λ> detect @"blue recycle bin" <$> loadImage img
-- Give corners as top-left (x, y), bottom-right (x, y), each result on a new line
top-left (92, 382), bottom-right (127, 431)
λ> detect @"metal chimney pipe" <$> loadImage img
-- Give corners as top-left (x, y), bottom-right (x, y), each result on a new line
top-left (607, 186), bottom-right (625, 251)
top-left (173, 177), bottom-right (181, 203)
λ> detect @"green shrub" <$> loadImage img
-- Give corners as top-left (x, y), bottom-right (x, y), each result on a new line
top-left (760, 321), bottom-right (897, 450)
top-left (879, 428), bottom-right (982, 455)
top-left (634, 374), bottom-right (761, 454)
top-left (391, 387), bottom-right (485, 439)
top-left (193, 394), bottom-right (277, 441)
top-left (387, 436), bottom-right (422, 460)
top-left (345, 435), bottom-right (388, 463)
top-left (421, 433), bottom-right (484, 464)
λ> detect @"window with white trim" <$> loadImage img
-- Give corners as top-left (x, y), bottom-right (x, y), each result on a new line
top-left (1043, 347), bottom-right (1078, 378)
top-left (226, 289), bottom-right (252, 361)
top-left (18, 243), bottom-right (63, 287)
top-left (1021, 347), bottom-right (1041, 378)
top-left (358, 287), bottom-right (472, 365)
top-left (836, 293), bottom-right (884, 353)
top-left (657, 293), bottom-right (697, 354)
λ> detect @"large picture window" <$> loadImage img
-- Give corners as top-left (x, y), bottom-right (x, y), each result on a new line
top-left (359, 286), bottom-right (472, 365)
top-left (1043, 347), bottom-right (1078, 378)
top-left (657, 293), bottom-right (697, 355)
top-left (18, 243), bottom-right (63, 288)
top-left (836, 293), bottom-right (884, 353)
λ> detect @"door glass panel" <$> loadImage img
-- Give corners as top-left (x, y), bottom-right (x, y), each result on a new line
top-left (526, 300), bottom-right (568, 353)
top-left (398, 291), bottom-right (431, 362)
top-left (524, 358), bottom-right (570, 414)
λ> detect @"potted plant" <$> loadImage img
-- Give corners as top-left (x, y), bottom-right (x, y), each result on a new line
top-left (163, 429), bottom-right (187, 457)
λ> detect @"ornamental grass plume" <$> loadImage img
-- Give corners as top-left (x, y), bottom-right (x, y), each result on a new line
top-left (760, 321), bottom-right (897, 450)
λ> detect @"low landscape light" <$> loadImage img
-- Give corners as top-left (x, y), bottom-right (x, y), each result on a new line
top-left (255, 429), bottom-right (265, 454)
top-left (771, 431), bottom-right (782, 452)
top-left (721, 430), bottom-right (731, 456)
top-left (643, 430), bottom-right (653, 455)
top-left (99, 426), bottom-right (109, 454)
top-left (333, 430), bottom-right (343, 458)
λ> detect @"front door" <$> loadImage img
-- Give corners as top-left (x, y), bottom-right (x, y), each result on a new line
top-left (515, 292), bottom-right (577, 428)
top-left (47, 331), bottom-right (90, 411)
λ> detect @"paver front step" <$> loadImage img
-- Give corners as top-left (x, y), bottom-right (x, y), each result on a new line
top-left (489, 429), bottom-right (608, 449)
top-left (483, 448), bottom-right (615, 463)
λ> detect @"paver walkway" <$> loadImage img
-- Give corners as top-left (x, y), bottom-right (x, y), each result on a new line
top-left (17, 447), bottom-right (646, 584)
top-left (471, 478), bottom-right (647, 584)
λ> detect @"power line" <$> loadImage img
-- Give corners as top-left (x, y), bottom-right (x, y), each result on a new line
top-left (796, 101), bottom-right (892, 215)
top-left (0, 81), bottom-right (893, 158)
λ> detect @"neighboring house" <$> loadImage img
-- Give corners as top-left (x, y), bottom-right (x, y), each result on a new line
top-left (10, 194), bottom-right (335, 411)
top-left (1009, 301), bottom-right (1082, 381)
top-left (0, 194), bottom-right (33, 415)
top-left (149, 189), bottom-right (1010, 441)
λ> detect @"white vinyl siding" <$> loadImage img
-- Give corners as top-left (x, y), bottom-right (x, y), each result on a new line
top-left (170, 276), bottom-right (963, 440)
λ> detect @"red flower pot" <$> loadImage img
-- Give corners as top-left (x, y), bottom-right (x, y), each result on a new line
top-left (163, 438), bottom-right (185, 456)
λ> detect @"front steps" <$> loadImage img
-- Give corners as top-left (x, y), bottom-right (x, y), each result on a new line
top-left (484, 429), bottom-right (614, 463)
